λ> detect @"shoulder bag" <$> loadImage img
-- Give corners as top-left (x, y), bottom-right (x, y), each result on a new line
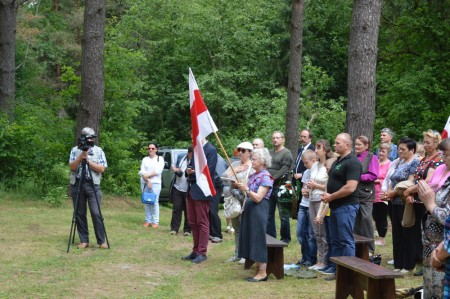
top-left (223, 165), bottom-right (252, 218)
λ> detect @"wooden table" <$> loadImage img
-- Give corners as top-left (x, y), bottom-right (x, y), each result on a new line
top-left (244, 234), bottom-right (288, 279)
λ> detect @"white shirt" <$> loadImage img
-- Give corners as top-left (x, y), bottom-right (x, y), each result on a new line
top-left (309, 161), bottom-right (328, 202)
top-left (138, 155), bottom-right (165, 184)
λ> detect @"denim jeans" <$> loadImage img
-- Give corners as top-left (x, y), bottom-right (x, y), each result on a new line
top-left (142, 183), bottom-right (161, 224)
top-left (267, 187), bottom-right (291, 242)
top-left (296, 205), bottom-right (317, 264)
top-left (329, 204), bottom-right (359, 271)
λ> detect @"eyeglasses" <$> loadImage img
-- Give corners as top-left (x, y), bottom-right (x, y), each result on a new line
top-left (237, 148), bottom-right (251, 153)
top-left (251, 157), bottom-right (260, 161)
top-left (272, 136), bottom-right (283, 140)
top-left (148, 148), bottom-right (157, 150)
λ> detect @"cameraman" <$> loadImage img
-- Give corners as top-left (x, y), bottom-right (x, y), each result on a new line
top-left (69, 127), bottom-right (108, 249)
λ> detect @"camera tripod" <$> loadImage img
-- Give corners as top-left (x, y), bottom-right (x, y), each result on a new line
top-left (67, 158), bottom-right (110, 252)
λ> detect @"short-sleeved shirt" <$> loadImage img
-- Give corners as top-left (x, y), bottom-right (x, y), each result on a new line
top-left (390, 158), bottom-right (420, 205)
top-left (300, 169), bottom-right (311, 208)
top-left (69, 145), bottom-right (107, 185)
top-left (327, 153), bottom-right (362, 210)
top-left (247, 169), bottom-right (274, 200)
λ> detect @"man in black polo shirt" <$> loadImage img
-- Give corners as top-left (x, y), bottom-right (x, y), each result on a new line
top-left (320, 133), bottom-right (361, 279)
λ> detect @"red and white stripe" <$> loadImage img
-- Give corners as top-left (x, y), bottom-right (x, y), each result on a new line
top-left (189, 68), bottom-right (218, 197)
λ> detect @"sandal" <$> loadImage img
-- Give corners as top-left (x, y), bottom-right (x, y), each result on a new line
top-left (77, 242), bottom-right (89, 249)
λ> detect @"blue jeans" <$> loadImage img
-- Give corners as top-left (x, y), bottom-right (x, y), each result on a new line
top-left (328, 204), bottom-right (359, 271)
top-left (142, 183), bottom-right (161, 224)
top-left (267, 188), bottom-right (291, 242)
top-left (296, 206), bottom-right (317, 264)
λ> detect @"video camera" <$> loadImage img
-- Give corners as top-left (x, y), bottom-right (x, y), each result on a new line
top-left (77, 134), bottom-right (96, 151)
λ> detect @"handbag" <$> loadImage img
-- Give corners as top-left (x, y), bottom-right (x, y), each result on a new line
top-left (223, 195), bottom-right (242, 218)
top-left (393, 180), bottom-right (416, 227)
top-left (223, 165), bottom-right (252, 218)
top-left (141, 185), bottom-right (157, 205)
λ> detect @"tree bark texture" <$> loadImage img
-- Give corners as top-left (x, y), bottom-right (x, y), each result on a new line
top-left (285, 0), bottom-right (305, 157)
top-left (0, 0), bottom-right (17, 117)
top-left (75, 0), bottom-right (106, 143)
top-left (346, 0), bottom-right (381, 142)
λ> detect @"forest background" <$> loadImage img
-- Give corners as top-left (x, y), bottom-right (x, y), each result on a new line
top-left (0, 0), bottom-right (449, 200)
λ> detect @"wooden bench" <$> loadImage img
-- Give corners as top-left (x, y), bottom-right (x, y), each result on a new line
top-left (353, 233), bottom-right (373, 261)
top-left (330, 256), bottom-right (403, 299)
top-left (244, 234), bottom-right (288, 279)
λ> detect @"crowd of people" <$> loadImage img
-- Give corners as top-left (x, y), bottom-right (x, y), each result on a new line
top-left (68, 125), bottom-right (450, 296)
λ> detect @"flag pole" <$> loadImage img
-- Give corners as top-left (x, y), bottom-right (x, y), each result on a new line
top-left (204, 113), bottom-right (240, 183)
top-left (212, 131), bottom-right (241, 183)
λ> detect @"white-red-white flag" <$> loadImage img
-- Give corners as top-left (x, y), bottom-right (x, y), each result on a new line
top-left (189, 68), bottom-right (218, 197)
top-left (442, 116), bottom-right (450, 139)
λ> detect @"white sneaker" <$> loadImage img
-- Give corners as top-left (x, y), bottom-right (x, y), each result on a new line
top-left (308, 264), bottom-right (325, 270)
top-left (238, 258), bottom-right (245, 264)
top-left (393, 268), bottom-right (401, 272)
top-left (388, 259), bottom-right (394, 265)
top-left (400, 269), bottom-right (409, 274)
top-left (230, 227), bottom-right (235, 234)
top-left (226, 256), bottom-right (239, 262)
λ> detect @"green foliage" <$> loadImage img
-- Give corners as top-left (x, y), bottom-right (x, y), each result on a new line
top-left (43, 186), bottom-right (68, 207)
top-left (5, 0), bottom-right (447, 198)
top-left (377, 0), bottom-right (450, 141)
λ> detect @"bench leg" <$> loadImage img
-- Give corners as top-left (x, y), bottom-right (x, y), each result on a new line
top-left (367, 278), bottom-right (396, 299)
top-left (266, 247), bottom-right (284, 279)
top-left (355, 243), bottom-right (370, 261)
top-left (335, 265), bottom-right (364, 299)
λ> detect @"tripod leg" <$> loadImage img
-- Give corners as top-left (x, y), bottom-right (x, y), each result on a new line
top-left (67, 181), bottom-right (83, 253)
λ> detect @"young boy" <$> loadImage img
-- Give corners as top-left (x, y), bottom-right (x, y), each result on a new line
top-left (296, 150), bottom-right (317, 266)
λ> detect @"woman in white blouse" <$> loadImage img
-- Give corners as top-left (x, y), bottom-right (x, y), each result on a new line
top-left (306, 139), bottom-right (332, 270)
top-left (139, 142), bottom-right (165, 228)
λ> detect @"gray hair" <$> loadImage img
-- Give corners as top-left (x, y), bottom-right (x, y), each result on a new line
top-left (439, 138), bottom-right (450, 152)
top-left (252, 148), bottom-right (272, 167)
top-left (253, 138), bottom-right (265, 147)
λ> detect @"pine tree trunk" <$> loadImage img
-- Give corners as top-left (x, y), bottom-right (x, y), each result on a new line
top-left (0, 0), bottom-right (17, 118)
top-left (285, 0), bottom-right (305, 156)
top-left (75, 0), bottom-right (106, 143)
top-left (346, 0), bottom-right (381, 142)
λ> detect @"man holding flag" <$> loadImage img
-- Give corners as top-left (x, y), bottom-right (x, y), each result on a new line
top-left (181, 69), bottom-right (218, 264)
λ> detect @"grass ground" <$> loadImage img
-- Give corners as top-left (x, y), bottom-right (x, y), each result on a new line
top-left (0, 193), bottom-right (422, 298)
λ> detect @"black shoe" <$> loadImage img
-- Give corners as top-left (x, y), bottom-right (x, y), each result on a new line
top-left (296, 259), bottom-right (307, 266)
top-left (192, 254), bottom-right (207, 264)
top-left (181, 252), bottom-right (197, 260)
top-left (413, 268), bottom-right (423, 276)
top-left (280, 239), bottom-right (290, 244)
top-left (246, 275), bottom-right (268, 282)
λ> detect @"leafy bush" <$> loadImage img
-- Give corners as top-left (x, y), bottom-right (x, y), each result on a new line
top-left (43, 186), bottom-right (68, 207)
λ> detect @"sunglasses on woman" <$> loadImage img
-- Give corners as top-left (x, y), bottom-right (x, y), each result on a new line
top-left (237, 148), bottom-right (251, 153)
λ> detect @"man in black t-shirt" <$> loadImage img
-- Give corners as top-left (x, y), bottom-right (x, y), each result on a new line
top-left (320, 133), bottom-right (361, 279)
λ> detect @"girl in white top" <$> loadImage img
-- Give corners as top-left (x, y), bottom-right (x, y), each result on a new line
top-left (139, 142), bottom-right (165, 228)
top-left (306, 139), bottom-right (331, 270)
